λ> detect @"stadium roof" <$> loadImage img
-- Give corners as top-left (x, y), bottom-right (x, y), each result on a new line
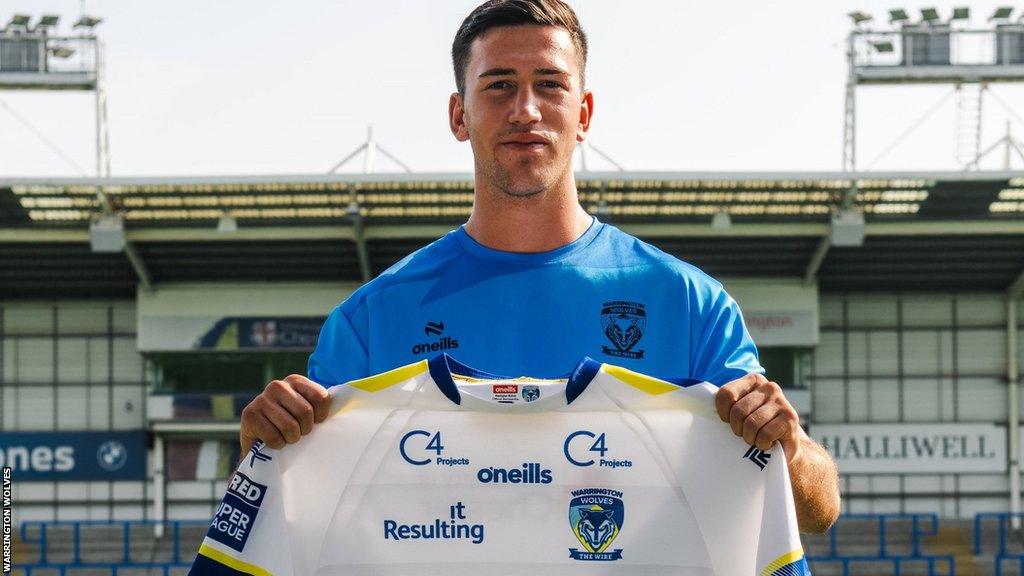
top-left (1, 170), bottom-right (1022, 298)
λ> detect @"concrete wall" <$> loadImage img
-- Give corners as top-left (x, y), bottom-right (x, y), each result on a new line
top-left (812, 293), bottom-right (1023, 518)
top-left (1, 300), bottom-right (149, 522)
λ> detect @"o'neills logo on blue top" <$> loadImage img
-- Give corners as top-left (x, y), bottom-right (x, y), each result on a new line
top-left (568, 488), bottom-right (624, 562)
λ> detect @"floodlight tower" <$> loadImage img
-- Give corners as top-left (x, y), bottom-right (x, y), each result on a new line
top-left (842, 6), bottom-right (1024, 171)
top-left (0, 12), bottom-right (109, 175)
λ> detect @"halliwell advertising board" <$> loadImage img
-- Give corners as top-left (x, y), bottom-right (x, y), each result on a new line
top-left (808, 423), bottom-right (1006, 474)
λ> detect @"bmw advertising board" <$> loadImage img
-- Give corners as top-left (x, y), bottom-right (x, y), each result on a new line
top-left (0, 431), bottom-right (146, 481)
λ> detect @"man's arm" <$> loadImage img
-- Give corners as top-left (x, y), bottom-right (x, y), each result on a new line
top-left (786, 429), bottom-right (842, 533)
top-left (715, 373), bottom-right (841, 534)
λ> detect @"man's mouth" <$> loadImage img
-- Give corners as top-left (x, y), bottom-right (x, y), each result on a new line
top-left (502, 142), bottom-right (548, 152)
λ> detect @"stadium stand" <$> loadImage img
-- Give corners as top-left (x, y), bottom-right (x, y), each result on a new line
top-left (4, 171), bottom-right (1024, 575)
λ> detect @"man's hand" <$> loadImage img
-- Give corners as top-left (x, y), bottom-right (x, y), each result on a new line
top-left (240, 374), bottom-right (332, 454)
top-left (715, 373), bottom-right (801, 463)
top-left (715, 373), bottom-right (841, 533)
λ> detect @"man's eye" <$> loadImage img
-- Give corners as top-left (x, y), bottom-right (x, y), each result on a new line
top-left (487, 81), bottom-right (511, 89)
top-left (539, 81), bottom-right (564, 89)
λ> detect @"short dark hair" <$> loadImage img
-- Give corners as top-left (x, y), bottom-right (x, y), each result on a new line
top-left (452, 0), bottom-right (588, 97)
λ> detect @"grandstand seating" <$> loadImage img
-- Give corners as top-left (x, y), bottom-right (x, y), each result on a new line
top-left (974, 513), bottom-right (1024, 576)
top-left (13, 513), bottom-right (1024, 575)
top-left (803, 514), bottom-right (957, 575)
top-left (14, 520), bottom-right (206, 576)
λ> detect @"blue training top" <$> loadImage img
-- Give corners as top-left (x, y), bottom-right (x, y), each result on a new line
top-left (308, 218), bottom-right (762, 386)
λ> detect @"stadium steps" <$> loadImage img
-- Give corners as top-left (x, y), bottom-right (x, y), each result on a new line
top-left (923, 523), bottom-right (983, 576)
top-left (13, 524), bottom-right (205, 576)
top-left (801, 518), bottom-right (951, 575)
top-left (12, 518), bottom-right (1013, 575)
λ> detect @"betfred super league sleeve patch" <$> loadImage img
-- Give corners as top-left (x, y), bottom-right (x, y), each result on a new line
top-left (206, 471), bottom-right (267, 552)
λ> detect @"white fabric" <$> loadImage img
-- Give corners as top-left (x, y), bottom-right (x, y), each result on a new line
top-left (192, 358), bottom-right (805, 576)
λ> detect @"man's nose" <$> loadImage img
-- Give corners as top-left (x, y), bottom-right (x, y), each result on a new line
top-left (508, 87), bottom-right (542, 125)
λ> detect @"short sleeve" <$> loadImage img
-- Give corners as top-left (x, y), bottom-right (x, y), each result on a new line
top-left (307, 305), bottom-right (369, 387)
top-left (689, 284), bottom-right (764, 386)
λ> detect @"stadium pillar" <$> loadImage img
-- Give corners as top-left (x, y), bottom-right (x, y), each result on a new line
top-left (94, 37), bottom-right (110, 177)
top-left (153, 434), bottom-right (166, 538)
top-left (349, 202), bottom-right (372, 282)
top-left (802, 236), bottom-right (829, 286)
top-left (842, 32), bottom-right (856, 172)
top-left (1009, 294), bottom-right (1021, 528)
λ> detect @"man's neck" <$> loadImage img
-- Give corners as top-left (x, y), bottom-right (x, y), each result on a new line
top-left (463, 174), bottom-right (593, 253)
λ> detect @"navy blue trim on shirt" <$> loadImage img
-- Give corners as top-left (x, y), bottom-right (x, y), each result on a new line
top-left (427, 353), bottom-right (601, 407)
top-left (429, 353), bottom-right (511, 405)
top-left (565, 357), bottom-right (602, 404)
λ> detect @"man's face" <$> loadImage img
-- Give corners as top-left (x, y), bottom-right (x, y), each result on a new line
top-left (450, 25), bottom-right (593, 198)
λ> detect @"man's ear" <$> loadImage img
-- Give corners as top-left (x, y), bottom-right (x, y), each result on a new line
top-left (576, 89), bottom-right (594, 143)
top-left (449, 92), bottom-right (470, 142)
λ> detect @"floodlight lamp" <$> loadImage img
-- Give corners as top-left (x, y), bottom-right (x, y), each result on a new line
top-left (8, 14), bottom-right (30, 28)
top-left (920, 8), bottom-right (941, 22)
top-left (50, 45), bottom-right (75, 58)
top-left (872, 41), bottom-right (895, 53)
top-left (889, 8), bottom-right (910, 23)
top-left (848, 11), bottom-right (873, 25)
top-left (73, 15), bottom-right (103, 29)
top-left (950, 7), bottom-right (969, 21)
top-left (990, 7), bottom-right (1014, 20)
top-left (35, 15), bottom-right (60, 29)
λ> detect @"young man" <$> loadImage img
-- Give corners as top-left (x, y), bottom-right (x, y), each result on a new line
top-left (240, 0), bottom-right (840, 533)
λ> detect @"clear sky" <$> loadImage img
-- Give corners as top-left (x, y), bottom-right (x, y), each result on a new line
top-left (1, 0), bottom-right (1023, 177)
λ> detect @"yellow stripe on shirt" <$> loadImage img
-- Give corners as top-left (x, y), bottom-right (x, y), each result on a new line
top-left (198, 543), bottom-right (273, 576)
top-left (602, 364), bottom-right (679, 395)
top-left (346, 360), bottom-right (428, 392)
top-left (760, 548), bottom-right (805, 576)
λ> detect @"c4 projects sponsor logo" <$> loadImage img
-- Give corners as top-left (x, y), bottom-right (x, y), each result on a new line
top-left (399, 430), bottom-right (470, 467)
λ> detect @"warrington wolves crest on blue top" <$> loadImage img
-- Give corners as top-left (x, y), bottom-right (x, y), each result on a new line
top-left (600, 300), bottom-right (646, 359)
top-left (568, 488), bottom-right (625, 561)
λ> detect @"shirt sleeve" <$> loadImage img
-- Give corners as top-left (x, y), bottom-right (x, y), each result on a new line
top-left (689, 281), bottom-right (764, 386)
top-left (189, 442), bottom-right (292, 576)
top-left (755, 444), bottom-right (811, 575)
top-left (673, 385), bottom-right (805, 575)
top-left (307, 304), bottom-right (369, 387)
